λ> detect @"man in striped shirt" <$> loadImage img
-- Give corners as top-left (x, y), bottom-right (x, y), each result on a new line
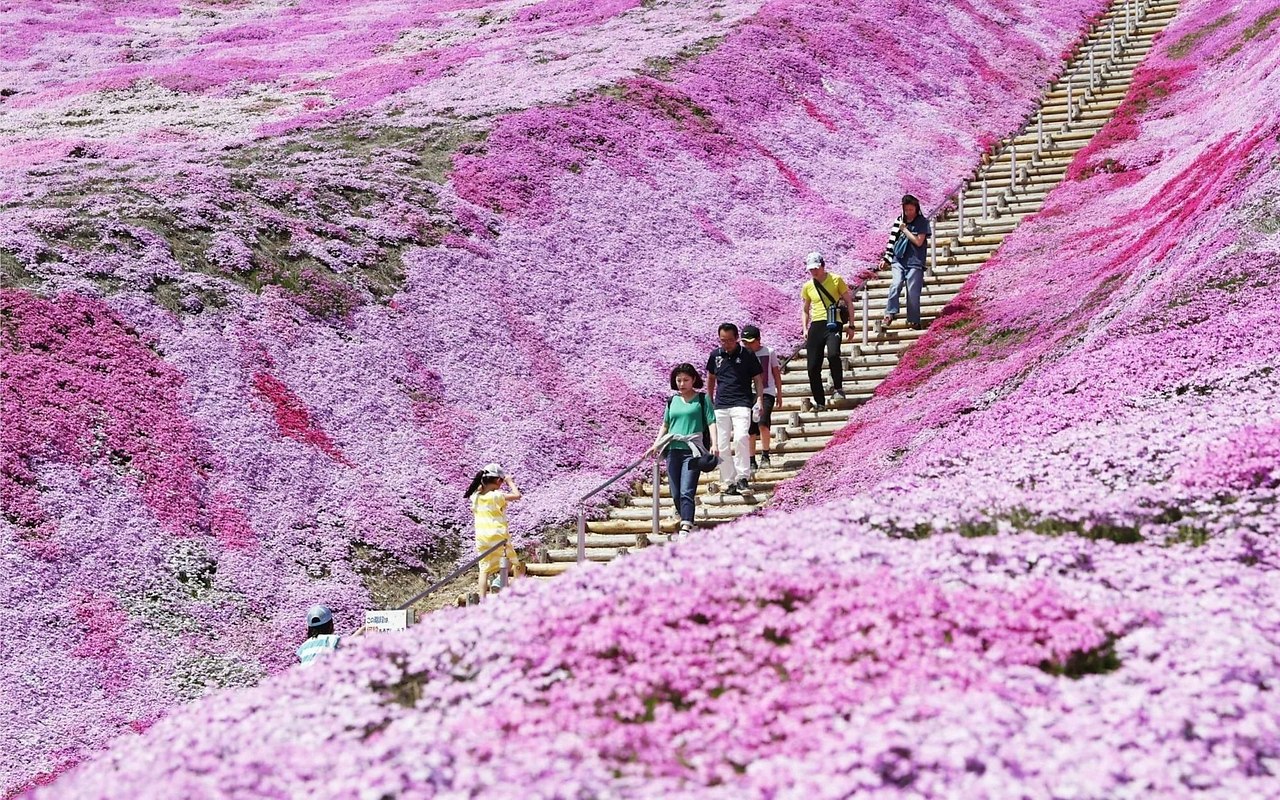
top-left (296, 604), bottom-right (369, 667)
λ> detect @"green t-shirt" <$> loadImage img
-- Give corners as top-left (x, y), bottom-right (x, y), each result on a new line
top-left (663, 393), bottom-right (715, 452)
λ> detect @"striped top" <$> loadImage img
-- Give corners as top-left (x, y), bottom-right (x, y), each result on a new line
top-left (881, 215), bottom-right (931, 267)
top-left (297, 634), bottom-right (340, 667)
top-left (471, 491), bottom-right (509, 539)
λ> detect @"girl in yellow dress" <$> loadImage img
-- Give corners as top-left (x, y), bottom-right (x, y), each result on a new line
top-left (464, 463), bottom-right (526, 599)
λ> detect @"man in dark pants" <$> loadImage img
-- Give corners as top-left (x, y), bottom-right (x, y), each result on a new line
top-left (880, 194), bottom-right (931, 330)
top-left (799, 251), bottom-right (853, 412)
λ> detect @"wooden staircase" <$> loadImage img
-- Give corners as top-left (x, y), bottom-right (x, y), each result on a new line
top-left (527, 0), bottom-right (1179, 577)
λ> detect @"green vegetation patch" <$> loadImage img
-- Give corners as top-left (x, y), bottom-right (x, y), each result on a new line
top-left (1168, 11), bottom-right (1236, 59)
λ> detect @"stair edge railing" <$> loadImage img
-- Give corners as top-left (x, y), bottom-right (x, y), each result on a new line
top-left (395, 539), bottom-right (512, 611)
top-left (576, 452), bottom-right (660, 563)
top-left (848, 0), bottom-right (1160, 354)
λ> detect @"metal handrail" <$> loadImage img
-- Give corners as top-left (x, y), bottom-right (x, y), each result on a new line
top-left (395, 539), bottom-right (511, 611)
top-left (576, 451), bottom-right (660, 562)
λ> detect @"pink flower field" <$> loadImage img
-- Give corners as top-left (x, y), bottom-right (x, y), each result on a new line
top-left (5, 0), bottom-right (1280, 796)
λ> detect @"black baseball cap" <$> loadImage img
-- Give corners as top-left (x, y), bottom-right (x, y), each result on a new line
top-left (741, 325), bottom-right (761, 341)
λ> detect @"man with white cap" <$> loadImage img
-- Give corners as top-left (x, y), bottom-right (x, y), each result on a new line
top-left (799, 251), bottom-right (853, 411)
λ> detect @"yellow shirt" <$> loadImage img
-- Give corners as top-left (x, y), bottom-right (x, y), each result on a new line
top-left (471, 491), bottom-right (509, 540)
top-left (801, 272), bottom-right (849, 321)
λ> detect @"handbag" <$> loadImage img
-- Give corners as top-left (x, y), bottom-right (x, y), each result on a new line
top-left (813, 277), bottom-right (849, 325)
top-left (892, 221), bottom-right (910, 263)
top-left (694, 393), bottom-right (720, 471)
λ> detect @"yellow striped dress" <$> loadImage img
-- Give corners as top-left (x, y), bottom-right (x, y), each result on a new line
top-left (471, 490), bottom-right (521, 573)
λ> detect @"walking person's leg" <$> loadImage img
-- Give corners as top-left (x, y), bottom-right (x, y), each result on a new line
top-left (757, 394), bottom-right (775, 467)
top-left (884, 261), bottom-right (906, 323)
top-left (678, 452), bottom-right (700, 528)
top-left (805, 322), bottom-right (827, 408)
top-left (826, 327), bottom-right (844, 400)
top-left (731, 406), bottom-right (752, 487)
top-left (714, 408), bottom-right (736, 487)
top-left (906, 266), bottom-right (925, 328)
top-left (666, 447), bottom-right (684, 521)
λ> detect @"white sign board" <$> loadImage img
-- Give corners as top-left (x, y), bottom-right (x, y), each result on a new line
top-left (363, 609), bottom-right (414, 632)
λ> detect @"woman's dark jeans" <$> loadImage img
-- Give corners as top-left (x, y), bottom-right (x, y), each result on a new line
top-left (665, 447), bottom-right (701, 523)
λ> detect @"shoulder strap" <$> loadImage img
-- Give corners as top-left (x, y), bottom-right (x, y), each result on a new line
top-left (812, 276), bottom-right (838, 307)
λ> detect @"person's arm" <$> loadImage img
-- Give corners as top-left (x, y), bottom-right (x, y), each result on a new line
top-left (646, 420), bottom-right (670, 456)
top-left (902, 220), bottom-right (926, 247)
top-left (705, 402), bottom-right (720, 455)
top-left (802, 295), bottom-right (812, 335)
top-left (753, 373), bottom-right (764, 403)
top-left (880, 217), bottom-right (901, 268)
top-left (705, 373), bottom-right (717, 405)
top-left (772, 359), bottom-right (783, 401)
top-left (503, 476), bottom-right (522, 502)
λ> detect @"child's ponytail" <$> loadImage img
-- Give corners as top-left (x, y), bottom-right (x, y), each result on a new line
top-left (463, 471), bottom-right (486, 498)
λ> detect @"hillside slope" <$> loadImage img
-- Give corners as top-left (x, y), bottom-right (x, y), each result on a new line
top-left (28, 0), bottom-right (1280, 797)
top-left (1, 0), bottom-right (1109, 794)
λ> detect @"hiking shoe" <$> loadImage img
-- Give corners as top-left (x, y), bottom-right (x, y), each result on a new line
top-left (736, 477), bottom-right (751, 493)
top-left (678, 521), bottom-right (694, 537)
top-left (724, 482), bottom-right (740, 496)
top-left (760, 453), bottom-right (773, 469)
top-left (813, 401), bottom-right (827, 413)
top-left (750, 456), bottom-right (759, 471)
top-left (832, 389), bottom-right (847, 402)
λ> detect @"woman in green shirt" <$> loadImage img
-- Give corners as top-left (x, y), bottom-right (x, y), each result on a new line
top-left (646, 363), bottom-right (718, 535)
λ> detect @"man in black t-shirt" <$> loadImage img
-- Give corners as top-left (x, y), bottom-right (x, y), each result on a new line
top-left (705, 323), bottom-right (763, 495)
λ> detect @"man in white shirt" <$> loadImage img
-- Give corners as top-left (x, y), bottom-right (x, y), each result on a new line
top-left (742, 325), bottom-right (783, 471)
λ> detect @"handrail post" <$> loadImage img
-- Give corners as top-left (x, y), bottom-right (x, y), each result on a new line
top-left (1009, 143), bottom-right (1017, 185)
top-left (1088, 48), bottom-right (1096, 91)
top-left (651, 458), bottom-right (660, 540)
top-left (499, 552), bottom-right (510, 589)
top-left (957, 184), bottom-right (966, 234)
top-left (1067, 76), bottom-right (1074, 122)
top-left (1036, 108), bottom-right (1043, 153)
top-left (1110, 19), bottom-right (1116, 58)
top-left (577, 505), bottom-right (586, 563)
top-left (980, 175), bottom-right (988, 221)
top-left (929, 217), bottom-right (937, 276)
top-left (860, 285), bottom-right (869, 346)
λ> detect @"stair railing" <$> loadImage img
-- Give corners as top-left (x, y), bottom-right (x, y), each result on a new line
top-left (576, 452), bottom-right (660, 563)
top-left (395, 539), bottom-right (512, 611)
